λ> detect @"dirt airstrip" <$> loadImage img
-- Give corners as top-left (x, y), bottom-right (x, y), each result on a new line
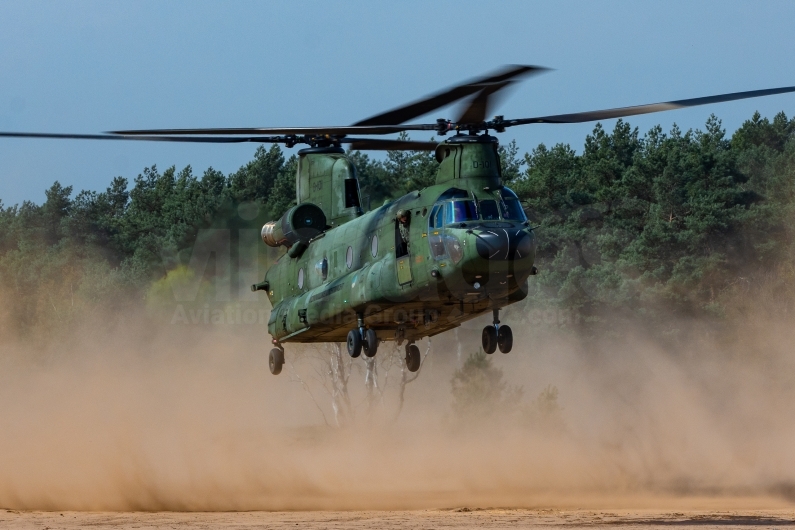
top-left (3, 506), bottom-right (795, 529)
top-left (2, 306), bottom-right (795, 526)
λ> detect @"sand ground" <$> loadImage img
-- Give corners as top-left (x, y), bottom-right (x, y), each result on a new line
top-left (2, 507), bottom-right (794, 529)
top-left (3, 308), bottom-right (795, 528)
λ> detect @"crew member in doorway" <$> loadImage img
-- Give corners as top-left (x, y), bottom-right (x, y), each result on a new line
top-left (397, 209), bottom-right (411, 257)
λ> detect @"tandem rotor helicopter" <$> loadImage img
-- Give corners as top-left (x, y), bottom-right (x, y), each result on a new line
top-left (3, 65), bottom-right (795, 374)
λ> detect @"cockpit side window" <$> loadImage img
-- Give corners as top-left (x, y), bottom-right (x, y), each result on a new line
top-left (501, 198), bottom-right (526, 221)
top-left (499, 187), bottom-right (527, 221)
top-left (500, 187), bottom-right (520, 200)
top-left (428, 204), bottom-right (440, 229)
top-left (434, 206), bottom-right (445, 229)
top-left (427, 204), bottom-right (447, 259)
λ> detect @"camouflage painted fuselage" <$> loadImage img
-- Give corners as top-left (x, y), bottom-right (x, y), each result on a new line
top-left (263, 135), bottom-right (536, 344)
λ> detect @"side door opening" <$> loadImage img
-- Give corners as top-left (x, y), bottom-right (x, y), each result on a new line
top-left (395, 210), bottom-right (412, 284)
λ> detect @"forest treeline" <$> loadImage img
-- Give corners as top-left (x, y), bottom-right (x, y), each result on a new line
top-left (2, 112), bottom-right (795, 340)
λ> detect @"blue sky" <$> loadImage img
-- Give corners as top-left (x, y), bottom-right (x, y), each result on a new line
top-left (1, 1), bottom-right (795, 205)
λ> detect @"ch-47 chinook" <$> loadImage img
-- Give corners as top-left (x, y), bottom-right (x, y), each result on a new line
top-left (3, 66), bottom-right (795, 374)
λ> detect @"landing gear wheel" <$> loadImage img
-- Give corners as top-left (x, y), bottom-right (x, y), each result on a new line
top-left (405, 344), bottom-right (421, 372)
top-left (482, 325), bottom-right (497, 354)
top-left (497, 325), bottom-right (513, 353)
top-left (363, 328), bottom-right (379, 357)
top-left (347, 329), bottom-right (362, 358)
top-left (269, 348), bottom-right (284, 375)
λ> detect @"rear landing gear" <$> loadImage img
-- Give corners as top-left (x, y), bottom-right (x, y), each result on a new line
top-left (269, 347), bottom-right (284, 375)
top-left (482, 308), bottom-right (513, 354)
top-left (405, 342), bottom-right (421, 372)
top-left (363, 328), bottom-right (379, 357)
top-left (346, 329), bottom-right (362, 358)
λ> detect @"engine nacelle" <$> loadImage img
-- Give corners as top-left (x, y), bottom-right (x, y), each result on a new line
top-left (261, 203), bottom-right (327, 248)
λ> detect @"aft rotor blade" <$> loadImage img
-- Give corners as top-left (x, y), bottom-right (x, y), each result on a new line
top-left (109, 125), bottom-right (433, 136)
top-left (341, 138), bottom-right (437, 151)
top-left (0, 131), bottom-right (288, 143)
top-left (505, 86), bottom-right (795, 126)
top-left (456, 81), bottom-right (514, 124)
top-left (354, 65), bottom-right (548, 126)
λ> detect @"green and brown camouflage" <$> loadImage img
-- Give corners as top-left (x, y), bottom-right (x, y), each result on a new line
top-left (256, 134), bottom-right (536, 347)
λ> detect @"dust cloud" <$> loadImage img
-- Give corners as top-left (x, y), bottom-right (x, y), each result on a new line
top-left (0, 298), bottom-right (794, 511)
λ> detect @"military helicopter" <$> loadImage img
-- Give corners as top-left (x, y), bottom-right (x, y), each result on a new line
top-left (3, 65), bottom-right (795, 375)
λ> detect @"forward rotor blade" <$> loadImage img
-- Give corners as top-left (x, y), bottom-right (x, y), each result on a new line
top-left (0, 131), bottom-right (287, 143)
top-left (341, 138), bottom-right (437, 151)
top-left (505, 86), bottom-right (795, 126)
top-left (109, 125), bottom-right (433, 136)
top-left (354, 65), bottom-right (548, 126)
top-left (0, 131), bottom-right (438, 151)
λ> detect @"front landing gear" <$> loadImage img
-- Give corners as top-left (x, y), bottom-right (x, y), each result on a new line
top-left (405, 342), bottom-right (421, 372)
top-left (482, 308), bottom-right (513, 354)
top-left (347, 313), bottom-right (379, 358)
top-left (497, 325), bottom-right (513, 353)
top-left (482, 326), bottom-right (498, 354)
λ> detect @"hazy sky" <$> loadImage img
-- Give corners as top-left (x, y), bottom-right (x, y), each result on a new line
top-left (1, 1), bottom-right (795, 205)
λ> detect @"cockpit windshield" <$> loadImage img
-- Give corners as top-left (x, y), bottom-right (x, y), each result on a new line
top-left (479, 200), bottom-right (500, 220)
top-left (444, 200), bottom-right (478, 224)
top-left (429, 186), bottom-right (526, 225)
top-left (437, 188), bottom-right (469, 201)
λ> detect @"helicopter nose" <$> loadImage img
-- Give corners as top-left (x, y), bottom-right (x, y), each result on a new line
top-left (474, 228), bottom-right (535, 261)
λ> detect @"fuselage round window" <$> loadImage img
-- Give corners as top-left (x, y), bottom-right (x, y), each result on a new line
top-left (317, 258), bottom-right (328, 280)
top-left (298, 268), bottom-right (304, 289)
top-left (346, 246), bottom-right (353, 268)
top-left (371, 235), bottom-right (378, 257)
